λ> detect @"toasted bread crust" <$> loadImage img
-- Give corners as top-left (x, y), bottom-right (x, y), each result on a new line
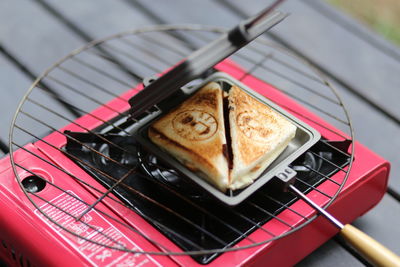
top-left (229, 85), bottom-right (296, 189)
top-left (229, 85), bottom-right (294, 164)
top-left (148, 82), bottom-right (229, 191)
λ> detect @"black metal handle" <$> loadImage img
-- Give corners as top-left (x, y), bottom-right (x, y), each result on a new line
top-left (128, 2), bottom-right (288, 120)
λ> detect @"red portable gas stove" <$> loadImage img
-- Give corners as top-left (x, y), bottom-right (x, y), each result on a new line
top-left (0, 25), bottom-right (389, 267)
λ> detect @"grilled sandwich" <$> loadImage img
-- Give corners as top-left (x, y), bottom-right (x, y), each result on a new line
top-left (148, 82), bottom-right (230, 192)
top-left (148, 82), bottom-right (296, 192)
top-left (228, 85), bottom-right (296, 190)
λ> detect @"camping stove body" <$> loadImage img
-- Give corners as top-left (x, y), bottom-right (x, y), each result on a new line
top-left (0, 62), bottom-right (390, 267)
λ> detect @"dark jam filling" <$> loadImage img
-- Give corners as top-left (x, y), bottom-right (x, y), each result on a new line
top-left (222, 94), bottom-right (233, 170)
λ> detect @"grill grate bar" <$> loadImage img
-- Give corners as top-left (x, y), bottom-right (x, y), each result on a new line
top-left (189, 31), bottom-right (341, 103)
top-left (230, 48), bottom-right (341, 105)
top-left (275, 103), bottom-right (349, 139)
top-left (15, 123), bottom-right (243, 247)
top-left (123, 29), bottom-right (341, 111)
top-left (118, 29), bottom-right (348, 127)
top-left (46, 76), bottom-right (127, 116)
top-left (309, 150), bottom-right (349, 173)
top-left (295, 178), bottom-right (333, 199)
top-left (139, 34), bottom-right (189, 57)
top-left (128, 171), bottom-right (258, 246)
top-left (302, 165), bottom-right (342, 186)
top-left (14, 124), bottom-right (137, 185)
top-left (141, 161), bottom-right (259, 243)
top-left (76, 168), bottom-right (138, 220)
top-left (236, 61), bottom-right (350, 124)
top-left (269, 54), bottom-right (324, 85)
top-left (84, 49), bottom-right (145, 81)
top-left (38, 82), bottom-right (83, 118)
top-left (238, 53), bottom-right (273, 81)
top-left (227, 57), bottom-right (350, 124)
top-left (16, 113), bottom-right (260, 249)
top-left (223, 207), bottom-right (276, 238)
top-left (135, 138), bottom-right (351, 251)
top-left (126, 32), bottom-right (349, 136)
top-left (15, 164), bottom-right (127, 249)
top-left (11, 143), bottom-right (198, 252)
top-left (43, 179), bottom-right (201, 253)
top-left (252, 78), bottom-right (349, 124)
top-left (18, 111), bottom-right (131, 169)
top-left (256, 63), bottom-right (341, 105)
top-left (36, 85), bottom-right (133, 135)
top-left (265, 195), bottom-right (311, 221)
top-left (25, 98), bottom-right (135, 155)
top-left (13, 142), bottom-right (130, 206)
top-left (165, 30), bottom-right (349, 125)
top-left (320, 139), bottom-right (352, 157)
top-left (118, 37), bottom-right (177, 67)
top-left (70, 31), bottom-right (145, 82)
top-left (17, 118), bottom-right (269, 248)
top-left (188, 30), bottom-right (303, 82)
top-left (247, 201), bottom-right (295, 229)
top-left (70, 56), bottom-right (134, 88)
top-left (15, 136), bottom-right (234, 251)
top-left (102, 43), bottom-right (169, 74)
top-left (57, 65), bottom-right (128, 101)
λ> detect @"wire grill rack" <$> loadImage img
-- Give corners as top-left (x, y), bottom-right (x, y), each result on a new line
top-left (9, 25), bottom-right (354, 263)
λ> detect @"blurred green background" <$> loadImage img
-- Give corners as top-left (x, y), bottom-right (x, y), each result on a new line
top-left (328, 0), bottom-right (400, 46)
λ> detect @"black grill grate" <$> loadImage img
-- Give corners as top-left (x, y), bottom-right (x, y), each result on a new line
top-left (64, 127), bottom-right (350, 264)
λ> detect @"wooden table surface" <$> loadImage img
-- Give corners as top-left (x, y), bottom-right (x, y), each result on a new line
top-left (0, 0), bottom-right (399, 266)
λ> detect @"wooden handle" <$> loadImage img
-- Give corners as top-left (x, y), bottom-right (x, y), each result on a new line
top-left (340, 224), bottom-right (400, 267)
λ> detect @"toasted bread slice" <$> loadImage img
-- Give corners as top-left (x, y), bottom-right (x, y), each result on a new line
top-left (148, 82), bottom-right (230, 191)
top-left (228, 85), bottom-right (296, 190)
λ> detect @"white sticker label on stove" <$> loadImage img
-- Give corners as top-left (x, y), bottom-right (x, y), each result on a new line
top-left (34, 190), bottom-right (161, 267)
